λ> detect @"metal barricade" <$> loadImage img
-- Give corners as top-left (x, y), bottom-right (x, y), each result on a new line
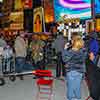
top-left (0, 54), bottom-right (15, 86)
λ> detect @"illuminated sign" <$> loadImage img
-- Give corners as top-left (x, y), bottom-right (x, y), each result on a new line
top-left (86, 20), bottom-right (94, 33)
top-left (96, 18), bottom-right (100, 32)
top-left (33, 7), bottom-right (45, 32)
top-left (95, 0), bottom-right (100, 14)
top-left (14, 0), bottom-right (32, 10)
top-left (14, 0), bottom-right (24, 10)
top-left (10, 12), bottom-right (24, 30)
top-left (54, 0), bottom-right (91, 21)
top-left (24, 0), bottom-right (32, 9)
top-left (43, 0), bottom-right (54, 23)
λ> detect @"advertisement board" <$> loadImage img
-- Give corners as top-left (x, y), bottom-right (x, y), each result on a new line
top-left (14, 0), bottom-right (32, 10)
top-left (43, 0), bottom-right (54, 23)
top-left (9, 12), bottom-right (24, 30)
top-left (14, 0), bottom-right (24, 10)
top-left (95, 0), bottom-right (100, 14)
top-left (33, 7), bottom-right (45, 32)
top-left (54, 0), bottom-right (91, 21)
top-left (86, 20), bottom-right (94, 33)
top-left (96, 18), bottom-right (100, 32)
top-left (24, 0), bottom-right (32, 9)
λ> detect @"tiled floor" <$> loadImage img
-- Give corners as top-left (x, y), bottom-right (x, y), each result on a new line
top-left (0, 75), bottom-right (89, 100)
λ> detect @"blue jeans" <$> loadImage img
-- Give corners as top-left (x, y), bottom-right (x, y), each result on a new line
top-left (15, 57), bottom-right (25, 73)
top-left (66, 71), bottom-right (83, 100)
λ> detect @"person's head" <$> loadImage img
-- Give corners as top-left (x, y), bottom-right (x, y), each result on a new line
top-left (71, 32), bottom-right (78, 39)
top-left (72, 35), bottom-right (84, 50)
top-left (20, 33), bottom-right (25, 38)
top-left (32, 34), bottom-right (38, 40)
top-left (19, 30), bottom-right (25, 38)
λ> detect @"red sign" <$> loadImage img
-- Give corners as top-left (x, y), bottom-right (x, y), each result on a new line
top-left (24, 0), bottom-right (32, 9)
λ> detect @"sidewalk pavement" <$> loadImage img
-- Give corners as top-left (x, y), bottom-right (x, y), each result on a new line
top-left (0, 75), bottom-right (89, 100)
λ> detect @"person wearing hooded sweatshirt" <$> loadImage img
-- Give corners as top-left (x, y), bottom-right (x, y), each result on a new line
top-left (62, 35), bottom-right (87, 100)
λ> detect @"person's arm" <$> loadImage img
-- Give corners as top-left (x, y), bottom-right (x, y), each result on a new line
top-left (89, 52), bottom-right (95, 61)
top-left (64, 43), bottom-right (69, 49)
top-left (62, 49), bottom-right (72, 63)
top-left (89, 40), bottom-right (99, 56)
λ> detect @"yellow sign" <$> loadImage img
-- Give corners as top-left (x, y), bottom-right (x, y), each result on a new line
top-left (86, 20), bottom-right (94, 33)
top-left (63, 17), bottom-right (80, 23)
top-left (14, 0), bottom-right (24, 10)
top-left (9, 12), bottom-right (24, 30)
top-left (96, 18), bottom-right (100, 32)
top-left (33, 7), bottom-right (44, 33)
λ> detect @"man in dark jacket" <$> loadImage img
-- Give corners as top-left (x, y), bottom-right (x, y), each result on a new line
top-left (52, 32), bottom-right (66, 77)
top-left (86, 32), bottom-right (100, 100)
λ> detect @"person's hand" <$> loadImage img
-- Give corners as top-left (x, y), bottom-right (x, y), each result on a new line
top-left (64, 43), bottom-right (69, 49)
top-left (89, 52), bottom-right (95, 61)
top-left (65, 64), bottom-right (68, 68)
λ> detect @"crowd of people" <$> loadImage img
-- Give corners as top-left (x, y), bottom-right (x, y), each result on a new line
top-left (0, 28), bottom-right (100, 100)
top-left (62, 32), bottom-right (100, 100)
top-left (51, 29), bottom-right (100, 100)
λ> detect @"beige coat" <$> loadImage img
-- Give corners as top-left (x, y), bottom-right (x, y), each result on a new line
top-left (15, 36), bottom-right (27, 57)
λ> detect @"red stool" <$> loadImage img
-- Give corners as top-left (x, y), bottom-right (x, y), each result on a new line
top-left (33, 70), bottom-right (53, 100)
